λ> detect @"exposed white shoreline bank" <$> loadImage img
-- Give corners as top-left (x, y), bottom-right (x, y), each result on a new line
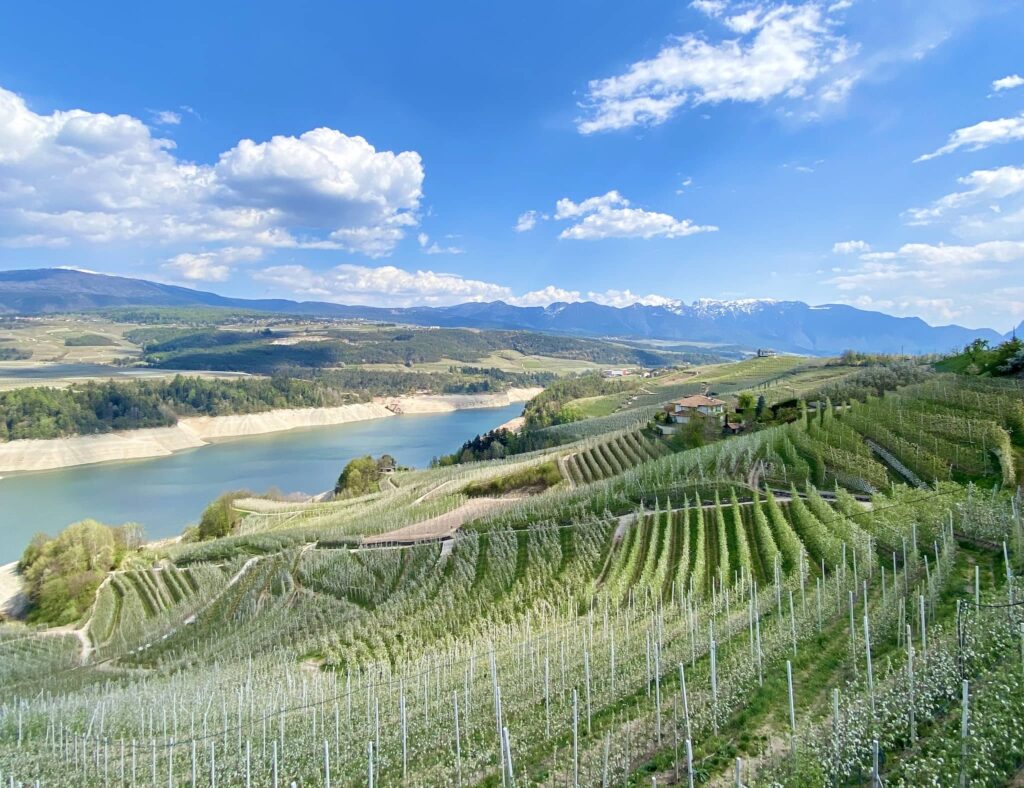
top-left (0, 387), bottom-right (541, 474)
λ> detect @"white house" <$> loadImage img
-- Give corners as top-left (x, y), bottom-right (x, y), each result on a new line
top-left (664, 395), bottom-right (726, 424)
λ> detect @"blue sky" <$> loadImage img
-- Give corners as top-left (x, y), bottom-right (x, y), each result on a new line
top-left (0, 0), bottom-right (1022, 330)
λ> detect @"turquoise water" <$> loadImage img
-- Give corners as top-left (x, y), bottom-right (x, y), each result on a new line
top-left (0, 403), bottom-right (522, 563)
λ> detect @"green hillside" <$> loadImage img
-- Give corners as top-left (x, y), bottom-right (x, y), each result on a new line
top-left (1, 364), bottom-right (1022, 786)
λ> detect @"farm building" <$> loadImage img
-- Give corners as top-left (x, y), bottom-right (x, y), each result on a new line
top-left (663, 394), bottom-right (726, 424)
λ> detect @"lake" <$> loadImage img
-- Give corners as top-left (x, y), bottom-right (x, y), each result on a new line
top-left (0, 402), bottom-right (522, 563)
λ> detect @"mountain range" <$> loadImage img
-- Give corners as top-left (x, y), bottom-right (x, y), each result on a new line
top-left (0, 268), bottom-right (1009, 355)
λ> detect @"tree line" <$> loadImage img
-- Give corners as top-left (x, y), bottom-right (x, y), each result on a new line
top-left (0, 367), bottom-right (554, 442)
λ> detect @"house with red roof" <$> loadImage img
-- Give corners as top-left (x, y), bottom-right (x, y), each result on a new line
top-left (663, 394), bottom-right (726, 424)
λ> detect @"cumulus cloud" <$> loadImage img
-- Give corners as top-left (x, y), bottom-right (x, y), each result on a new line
top-left (253, 264), bottom-right (509, 307)
top-left (554, 191), bottom-right (629, 220)
top-left (992, 74), bottom-right (1024, 92)
top-left (588, 289), bottom-right (678, 307)
top-left (0, 85), bottom-right (424, 260)
top-left (509, 286), bottom-right (583, 306)
top-left (522, 190), bottom-right (716, 240)
top-left (163, 246), bottom-right (264, 282)
top-left (884, 240), bottom-right (1024, 266)
top-left (577, 2), bottom-right (852, 133)
top-left (832, 240), bottom-right (871, 254)
top-left (825, 238), bottom-right (1024, 327)
top-left (827, 240), bottom-right (1022, 322)
top-left (252, 263), bottom-right (675, 309)
top-left (915, 112), bottom-right (1024, 161)
top-left (904, 165), bottom-right (1024, 224)
top-left (560, 206), bottom-right (717, 240)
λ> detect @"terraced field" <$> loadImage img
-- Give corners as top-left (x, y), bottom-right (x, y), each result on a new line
top-left (561, 429), bottom-right (670, 485)
top-left (0, 370), bottom-right (1021, 786)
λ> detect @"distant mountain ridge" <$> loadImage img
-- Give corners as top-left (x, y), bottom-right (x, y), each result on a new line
top-left (0, 268), bottom-right (1005, 355)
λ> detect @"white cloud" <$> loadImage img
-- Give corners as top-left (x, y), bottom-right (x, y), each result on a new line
top-left (514, 210), bottom-right (546, 232)
top-left (840, 294), bottom-right (965, 323)
top-left (560, 206), bottom-right (718, 240)
top-left (825, 238), bottom-right (1024, 327)
top-left (509, 286), bottom-right (582, 306)
top-left (992, 74), bottom-right (1024, 92)
top-left (554, 190), bottom-right (630, 220)
top-left (827, 260), bottom-right (928, 291)
top-left (819, 73), bottom-right (859, 104)
top-left (577, 3), bottom-right (851, 133)
top-left (253, 264), bottom-right (510, 307)
top-left (0, 85), bottom-right (424, 257)
top-left (690, 0), bottom-right (727, 18)
top-left (832, 240), bottom-right (871, 254)
top-left (886, 240), bottom-right (1024, 267)
top-left (915, 112), bottom-right (1024, 161)
top-left (416, 232), bottom-right (463, 255)
top-left (252, 263), bottom-right (675, 309)
top-left (534, 190), bottom-right (718, 240)
top-left (150, 110), bottom-right (182, 125)
top-left (588, 289), bottom-right (677, 307)
top-left (905, 165), bottom-right (1024, 224)
top-left (163, 246), bottom-right (264, 282)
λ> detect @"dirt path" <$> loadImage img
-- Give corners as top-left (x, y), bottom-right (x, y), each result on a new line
top-left (412, 479), bottom-right (458, 505)
top-left (362, 497), bottom-right (518, 545)
top-left (36, 623), bottom-right (92, 665)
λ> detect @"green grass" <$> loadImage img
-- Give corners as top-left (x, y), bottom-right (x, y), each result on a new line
top-left (463, 459), bottom-right (563, 496)
top-left (63, 333), bottom-right (117, 347)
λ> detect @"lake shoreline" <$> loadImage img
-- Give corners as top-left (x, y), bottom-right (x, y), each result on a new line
top-left (0, 387), bottom-right (541, 474)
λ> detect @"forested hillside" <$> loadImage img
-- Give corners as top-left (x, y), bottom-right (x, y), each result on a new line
top-left (0, 368), bottom-right (551, 441)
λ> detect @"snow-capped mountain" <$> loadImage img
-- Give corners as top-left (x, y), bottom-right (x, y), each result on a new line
top-left (0, 269), bottom-right (1004, 355)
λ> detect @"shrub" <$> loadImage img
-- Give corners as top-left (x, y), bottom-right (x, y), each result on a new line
top-left (463, 461), bottom-right (562, 497)
top-left (196, 491), bottom-right (252, 540)
top-left (334, 455), bottom-right (398, 497)
top-left (19, 519), bottom-right (141, 625)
